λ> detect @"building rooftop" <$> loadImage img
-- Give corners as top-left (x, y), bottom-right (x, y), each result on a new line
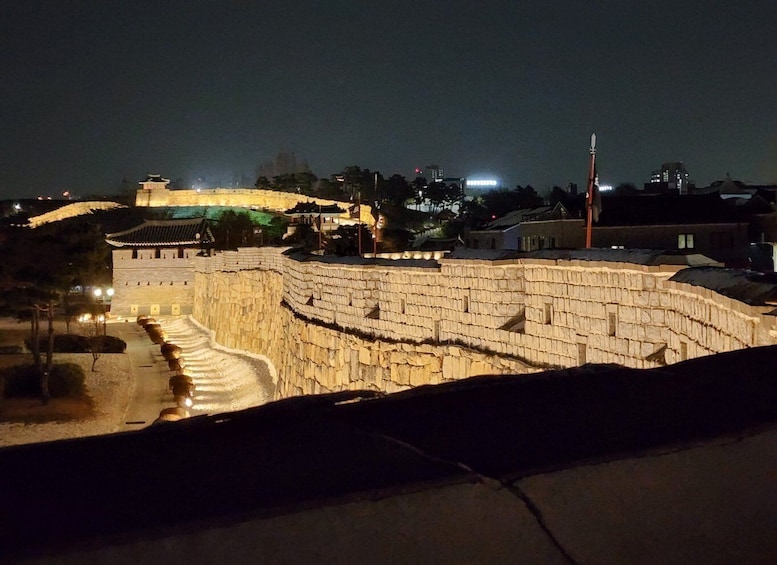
top-left (284, 202), bottom-right (345, 216)
top-left (670, 266), bottom-right (777, 306)
top-left (140, 174), bottom-right (170, 185)
top-left (447, 247), bottom-right (722, 268)
top-left (596, 192), bottom-right (738, 226)
top-left (482, 206), bottom-right (552, 231)
top-left (105, 218), bottom-right (214, 248)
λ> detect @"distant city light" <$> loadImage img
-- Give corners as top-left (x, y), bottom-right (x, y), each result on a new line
top-left (466, 179), bottom-right (499, 188)
top-left (599, 184), bottom-right (613, 192)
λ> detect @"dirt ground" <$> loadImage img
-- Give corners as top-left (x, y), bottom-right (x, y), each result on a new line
top-left (0, 324), bottom-right (28, 349)
top-left (0, 351), bottom-right (97, 423)
top-left (0, 318), bottom-right (121, 429)
top-left (0, 319), bottom-right (87, 422)
top-left (0, 395), bottom-right (95, 423)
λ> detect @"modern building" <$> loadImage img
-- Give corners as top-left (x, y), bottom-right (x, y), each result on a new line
top-left (517, 203), bottom-right (584, 252)
top-left (426, 164), bottom-right (444, 183)
top-left (466, 206), bottom-right (552, 251)
top-left (521, 193), bottom-right (750, 266)
top-left (647, 162), bottom-right (690, 194)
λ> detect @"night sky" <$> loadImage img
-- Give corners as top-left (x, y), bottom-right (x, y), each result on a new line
top-left (2, 1), bottom-right (776, 199)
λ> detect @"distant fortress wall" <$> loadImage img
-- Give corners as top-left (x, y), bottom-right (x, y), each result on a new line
top-left (135, 186), bottom-right (374, 225)
top-left (190, 247), bottom-right (777, 399)
top-left (27, 201), bottom-right (126, 228)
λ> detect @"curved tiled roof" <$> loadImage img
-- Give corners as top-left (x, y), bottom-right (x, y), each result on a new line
top-left (284, 202), bottom-right (345, 215)
top-left (105, 218), bottom-right (213, 247)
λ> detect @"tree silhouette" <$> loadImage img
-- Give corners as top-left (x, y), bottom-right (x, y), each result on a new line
top-left (384, 174), bottom-right (414, 207)
top-left (324, 224), bottom-right (373, 256)
top-left (515, 185), bottom-right (544, 209)
top-left (212, 211), bottom-right (257, 250)
top-left (0, 220), bottom-right (110, 403)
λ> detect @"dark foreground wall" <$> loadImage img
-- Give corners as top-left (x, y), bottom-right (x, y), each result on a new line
top-left (3, 346), bottom-right (777, 564)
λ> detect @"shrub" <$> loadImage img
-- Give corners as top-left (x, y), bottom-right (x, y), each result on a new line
top-left (100, 335), bottom-right (127, 353)
top-left (138, 317), bottom-right (156, 327)
top-left (23, 334), bottom-right (127, 354)
top-left (161, 342), bottom-right (182, 360)
top-left (57, 334), bottom-right (89, 353)
top-left (2, 363), bottom-right (86, 398)
top-left (48, 363), bottom-right (87, 397)
top-left (145, 324), bottom-right (166, 344)
top-left (0, 345), bottom-right (23, 354)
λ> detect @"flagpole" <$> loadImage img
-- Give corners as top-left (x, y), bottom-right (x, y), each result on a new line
top-left (585, 133), bottom-right (597, 249)
top-left (357, 191), bottom-right (362, 257)
top-left (373, 172), bottom-right (378, 256)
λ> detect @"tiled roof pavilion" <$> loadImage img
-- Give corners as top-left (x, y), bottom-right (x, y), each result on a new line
top-left (105, 218), bottom-right (214, 248)
top-left (284, 202), bottom-right (345, 216)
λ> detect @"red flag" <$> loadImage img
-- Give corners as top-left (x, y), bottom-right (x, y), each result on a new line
top-left (591, 168), bottom-right (602, 223)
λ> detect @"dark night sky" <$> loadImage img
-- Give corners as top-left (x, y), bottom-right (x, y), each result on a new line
top-left (2, 0), bottom-right (776, 199)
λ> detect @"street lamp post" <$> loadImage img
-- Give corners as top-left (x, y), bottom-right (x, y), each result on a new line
top-left (93, 287), bottom-right (114, 336)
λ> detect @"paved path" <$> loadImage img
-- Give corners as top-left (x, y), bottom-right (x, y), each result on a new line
top-left (111, 316), bottom-right (276, 426)
top-left (111, 321), bottom-right (170, 428)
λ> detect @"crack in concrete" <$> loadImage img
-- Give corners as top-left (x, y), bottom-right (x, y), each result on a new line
top-left (366, 430), bottom-right (579, 565)
top-left (506, 425), bottom-right (777, 484)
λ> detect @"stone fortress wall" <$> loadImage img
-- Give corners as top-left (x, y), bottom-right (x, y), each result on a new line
top-left (27, 201), bottom-right (126, 228)
top-left (111, 185), bottom-right (371, 321)
top-left (135, 186), bottom-right (374, 225)
top-left (111, 248), bottom-right (199, 317)
top-left (191, 247), bottom-right (777, 400)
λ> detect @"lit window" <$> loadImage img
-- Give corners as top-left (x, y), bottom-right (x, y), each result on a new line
top-left (678, 233), bottom-right (695, 249)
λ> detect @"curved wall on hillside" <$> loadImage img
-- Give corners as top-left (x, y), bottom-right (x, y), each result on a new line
top-left (135, 187), bottom-right (374, 225)
top-left (28, 201), bottom-right (126, 228)
top-left (191, 248), bottom-right (777, 400)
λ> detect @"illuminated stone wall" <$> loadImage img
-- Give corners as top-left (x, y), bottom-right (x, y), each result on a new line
top-left (27, 201), bottom-right (126, 228)
top-left (111, 248), bottom-right (199, 317)
top-left (135, 186), bottom-right (374, 225)
top-left (191, 248), bottom-right (777, 400)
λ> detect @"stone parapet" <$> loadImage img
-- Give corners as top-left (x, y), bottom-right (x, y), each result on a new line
top-left (191, 248), bottom-right (777, 400)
